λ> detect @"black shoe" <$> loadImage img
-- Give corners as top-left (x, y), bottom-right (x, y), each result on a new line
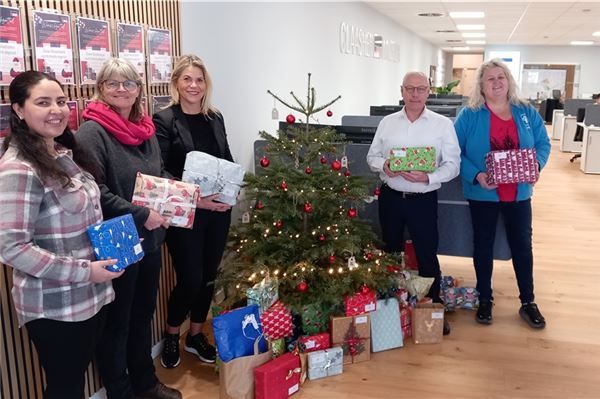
top-left (134, 382), bottom-right (182, 399)
top-left (184, 332), bottom-right (216, 363)
top-left (160, 332), bottom-right (180, 369)
top-left (476, 300), bottom-right (493, 325)
top-left (443, 318), bottom-right (451, 336)
top-left (519, 303), bottom-right (546, 329)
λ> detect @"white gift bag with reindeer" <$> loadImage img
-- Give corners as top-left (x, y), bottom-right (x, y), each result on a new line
top-left (411, 303), bottom-right (444, 344)
top-left (213, 304), bottom-right (268, 362)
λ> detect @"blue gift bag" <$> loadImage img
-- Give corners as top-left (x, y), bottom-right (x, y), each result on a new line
top-left (87, 214), bottom-right (144, 272)
top-left (212, 304), bottom-right (267, 362)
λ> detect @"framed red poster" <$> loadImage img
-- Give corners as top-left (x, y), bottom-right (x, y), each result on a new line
top-left (32, 10), bottom-right (74, 85)
top-left (0, 6), bottom-right (25, 86)
top-left (147, 28), bottom-right (172, 84)
top-left (66, 100), bottom-right (80, 132)
top-left (116, 23), bottom-right (145, 79)
top-left (76, 17), bottom-right (111, 85)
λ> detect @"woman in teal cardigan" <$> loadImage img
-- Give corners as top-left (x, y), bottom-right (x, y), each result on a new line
top-left (454, 59), bottom-right (551, 329)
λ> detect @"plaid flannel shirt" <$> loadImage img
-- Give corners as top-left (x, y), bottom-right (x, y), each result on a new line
top-left (0, 146), bottom-right (114, 326)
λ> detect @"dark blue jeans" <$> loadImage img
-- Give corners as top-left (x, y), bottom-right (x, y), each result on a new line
top-left (96, 248), bottom-right (162, 399)
top-left (379, 185), bottom-right (442, 303)
top-left (468, 199), bottom-right (535, 304)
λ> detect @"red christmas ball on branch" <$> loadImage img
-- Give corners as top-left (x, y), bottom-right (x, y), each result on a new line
top-left (259, 156), bottom-right (270, 168)
top-left (305, 166), bottom-right (312, 175)
top-left (303, 202), bottom-right (313, 213)
top-left (366, 252), bottom-right (374, 260)
top-left (374, 187), bottom-right (381, 196)
top-left (320, 156), bottom-right (327, 164)
top-left (344, 170), bottom-right (351, 177)
top-left (286, 114), bottom-right (296, 124)
top-left (347, 208), bottom-right (357, 218)
top-left (327, 110), bottom-right (333, 117)
top-left (318, 234), bottom-right (326, 242)
top-left (255, 201), bottom-right (264, 210)
top-left (361, 285), bottom-right (371, 294)
top-left (331, 160), bottom-right (342, 171)
top-left (297, 281), bottom-right (308, 292)
top-left (328, 254), bottom-right (336, 264)
top-left (280, 181), bottom-right (288, 191)
top-left (274, 219), bottom-right (283, 229)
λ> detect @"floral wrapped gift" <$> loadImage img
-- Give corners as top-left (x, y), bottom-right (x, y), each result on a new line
top-left (131, 172), bottom-right (199, 229)
top-left (307, 347), bottom-right (343, 380)
top-left (182, 150), bottom-right (245, 206)
top-left (389, 146), bottom-right (437, 172)
top-left (254, 352), bottom-right (301, 399)
top-left (87, 213), bottom-right (144, 272)
top-left (331, 314), bottom-right (371, 364)
top-left (247, 276), bottom-right (279, 314)
top-left (485, 148), bottom-right (539, 185)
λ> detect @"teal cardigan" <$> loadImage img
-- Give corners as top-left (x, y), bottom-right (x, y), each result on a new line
top-left (454, 103), bottom-right (551, 201)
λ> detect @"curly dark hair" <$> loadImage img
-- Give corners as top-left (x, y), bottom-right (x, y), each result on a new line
top-left (5, 70), bottom-right (100, 186)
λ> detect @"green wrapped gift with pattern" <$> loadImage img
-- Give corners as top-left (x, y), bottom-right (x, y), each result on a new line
top-left (300, 302), bottom-right (332, 335)
top-left (389, 146), bottom-right (437, 172)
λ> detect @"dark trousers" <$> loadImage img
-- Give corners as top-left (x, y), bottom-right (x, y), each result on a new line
top-left (166, 209), bottom-right (231, 326)
top-left (379, 185), bottom-right (442, 302)
top-left (26, 307), bottom-right (106, 399)
top-left (96, 248), bottom-right (162, 399)
top-left (468, 199), bottom-right (534, 304)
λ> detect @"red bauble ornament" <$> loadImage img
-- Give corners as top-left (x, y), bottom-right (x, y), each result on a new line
top-left (328, 254), bottom-right (336, 264)
top-left (297, 281), bottom-right (308, 292)
top-left (374, 187), bottom-right (381, 196)
top-left (259, 156), bottom-right (270, 168)
top-left (255, 201), bottom-right (264, 210)
top-left (318, 234), bottom-right (326, 242)
top-left (280, 181), bottom-right (288, 191)
top-left (320, 156), bottom-right (327, 164)
top-left (286, 114), bottom-right (296, 124)
top-left (344, 170), bottom-right (351, 177)
top-left (305, 166), bottom-right (312, 174)
top-left (303, 202), bottom-right (313, 213)
top-left (326, 110), bottom-right (333, 117)
top-left (361, 285), bottom-right (371, 294)
top-left (366, 252), bottom-right (374, 260)
top-left (331, 160), bottom-right (342, 171)
top-left (275, 219), bottom-right (283, 229)
top-left (347, 208), bottom-right (357, 218)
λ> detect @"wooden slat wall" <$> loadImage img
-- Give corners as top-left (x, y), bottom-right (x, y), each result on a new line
top-left (0, 1), bottom-right (181, 397)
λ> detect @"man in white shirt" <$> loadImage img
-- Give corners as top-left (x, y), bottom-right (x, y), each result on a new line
top-left (367, 71), bottom-right (461, 335)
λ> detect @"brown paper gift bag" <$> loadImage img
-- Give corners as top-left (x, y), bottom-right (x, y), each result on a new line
top-left (412, 303), bottom-right (445, 344)
top-left (219, 338), bottom-right (272, 399)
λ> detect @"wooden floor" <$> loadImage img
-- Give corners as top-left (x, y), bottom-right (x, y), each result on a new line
top-left (156, 138), bottom-right (600, 399)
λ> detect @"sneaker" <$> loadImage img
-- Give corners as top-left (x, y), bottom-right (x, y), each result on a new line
top-left (476, 300), bottom-right (493, 325)
top-left (134, 382), bottom-right (182, 399)
top-left (519, 303), bottom-right (546, 329)
top-left (160, 332), bottom-right (180, 369)
top-left (184, 332), bottom-right (216, 363)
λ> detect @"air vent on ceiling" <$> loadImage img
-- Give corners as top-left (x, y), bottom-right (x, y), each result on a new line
top-left (446, 39), bottom-right (462, 43)
top-left (436, 30), bottom-right (457, 33)
top-left (418, 12), bottom-right (444, 17)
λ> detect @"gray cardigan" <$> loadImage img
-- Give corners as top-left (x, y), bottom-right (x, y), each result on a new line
top-left (76, 120), bottom-right (167, 252)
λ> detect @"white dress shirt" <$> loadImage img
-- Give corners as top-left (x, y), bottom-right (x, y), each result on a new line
top-left (366, 107), bottom-right (461, 193)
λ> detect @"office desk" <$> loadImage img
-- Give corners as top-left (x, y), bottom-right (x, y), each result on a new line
top-left (551, 109), bottom-right (564, 140)
top-left (579, 123), bottom-right (600, 174)
top-left (560, 115), bottom-right (582, 153)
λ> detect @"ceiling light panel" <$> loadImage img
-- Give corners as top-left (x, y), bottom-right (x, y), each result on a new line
top-left (465, 40), bottom-right (486, 45)
top-left (462, 32), bottom-right (486, 38)
top-left (570, 40), bottom-right (594, 45)
top-left (456, 24), bottom-right (485, 30)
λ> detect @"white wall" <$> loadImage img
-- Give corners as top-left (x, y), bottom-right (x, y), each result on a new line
top-left (180, 1), bottom-right (439, 171)
top-left (485, 45), bottom-right (600, 99)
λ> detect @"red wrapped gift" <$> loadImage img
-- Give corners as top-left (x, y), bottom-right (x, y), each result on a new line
top-left (404, 240), bottom-right (418, 270)
top-left (485, 148), bottom-right (539, 185)
top-left (401, 324), bottom-right (412, 340)
top-left (261, 301), bottom-right (293, 340)
top-left (255, 352), bottom-right (301, 399)
top-left (400, 306), bottom-right (411, 327)
top-left (344, 289), bottom-right (377, 316)
top-left (298, 333), bottom-right (330, 353)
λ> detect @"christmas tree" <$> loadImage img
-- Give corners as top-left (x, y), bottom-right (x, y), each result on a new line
top-left (219, 74), bottom-right (398, 313)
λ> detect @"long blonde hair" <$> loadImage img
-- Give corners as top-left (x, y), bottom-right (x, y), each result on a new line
top-left (169, 54), bottom-right (218, 115)
top-left (94, 58), bottom-right (145, 121)
top-left (468, 58), bottom-right (528, 109)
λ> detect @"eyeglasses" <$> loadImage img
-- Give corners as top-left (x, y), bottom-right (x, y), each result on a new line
top-left (403, 86), bottom-right (429, 94)
top-left (103, 79), bottom-right (139, 91)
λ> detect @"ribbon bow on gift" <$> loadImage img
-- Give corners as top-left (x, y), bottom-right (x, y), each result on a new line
top-left (285, 367), bottom-right (302, 380)
top-left (341, 321), bottom-right (366, 361)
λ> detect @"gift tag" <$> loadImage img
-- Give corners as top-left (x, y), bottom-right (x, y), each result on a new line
top-left (272, 107), bottom-right (279, 120)
top-left (494, 152), bottom-right (508, 161)
top-left (432, 311), bottom-right (444, 319)
top-left (242, 212), bottom-right (250, 223)
top-left (355, 315), bottom-right (368, 324)
top-left (305, 340), bottom-right (316, 349)
top-left (341, 156), bottom-right (348, 168)
top-left (392, 148), bottom-right (407, 157)
top-left (289, 384), bottom-right (299, 395)
top-left (365, 302), bottom-right (376, 312)
top-left (347, 256), bottom-right (356, 269)
top-left (133, 243), bottom-right (143, 255)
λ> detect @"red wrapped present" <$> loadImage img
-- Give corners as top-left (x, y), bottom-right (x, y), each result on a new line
top-left (485, 148), bottom-right (539, 185)
top-left (400, 306), bottom-right (411, 327)
top-left (298, 333), bottom-right (330, 353)
top-left (255, 352), bottom-right (301, 399)
top-left (344, 288), bottom-right (377, 316)
top-left (401, 324), bottom-right (412, 340)
top-left (404, 240), bottom-right (418, 270)
top-left (261, 301), bottom-right (293, 340)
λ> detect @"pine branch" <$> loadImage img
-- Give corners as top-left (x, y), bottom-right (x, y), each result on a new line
top-left (267, 90), bottom-right (304, 113)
